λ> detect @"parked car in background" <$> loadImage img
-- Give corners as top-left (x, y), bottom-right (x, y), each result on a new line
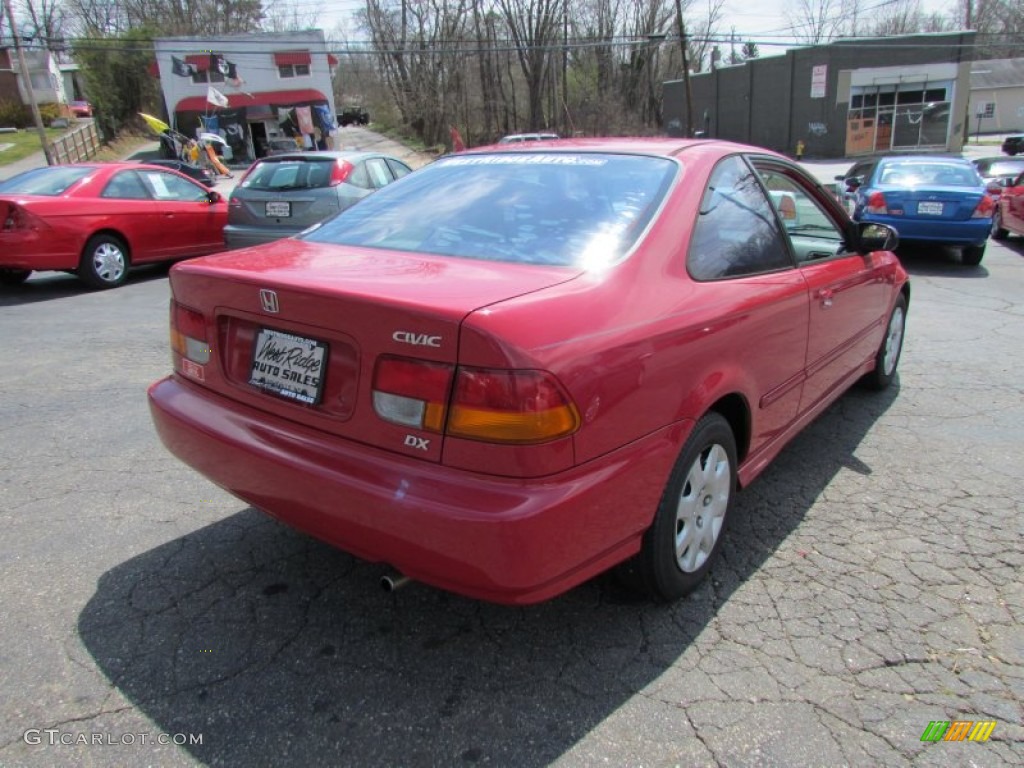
top-left (1001, 135), bottom-right (1024, 156)
top-left (971, 156), bottom-right (1024, 195)
top-left (497, 132), bottom-right (560, 143)
top-left (140, 159), bottom-right (218, 188)
top-left (338, 106), bottom-right (370, 126)
top-left (991, 170), bottom-right (1024, 240)
top-left (69, 100), bottom-right (93, 118)
top-left (223, 150), bottom-right (412, 249)
top-left (149, 138), bottom-right (908, 605)
top-left (0, 163), bottom-right (227, 288)
top-left (836, 155), bottom-right (994, 265)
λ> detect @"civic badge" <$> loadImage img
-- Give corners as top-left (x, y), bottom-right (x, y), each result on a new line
top-left (259, 289), bottom-right (279, 313)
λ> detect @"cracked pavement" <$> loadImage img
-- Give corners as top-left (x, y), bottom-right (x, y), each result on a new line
top-left (1, 238), bottom-right (1021, 767)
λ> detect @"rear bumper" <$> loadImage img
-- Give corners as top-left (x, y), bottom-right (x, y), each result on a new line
top-left (0, 232), bottom-right (76, 271)
top-left (148, 376), bottom-right (684, 604)
top-left (860, 213), bottom-right (991, 246)
top-left (223, 225), bottom-right (299, 249)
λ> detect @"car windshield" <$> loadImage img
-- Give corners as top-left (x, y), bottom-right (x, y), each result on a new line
top-left (0, 166), bottom-right (95, 195)
top-left (302, 152), bottom-right (676, 267)
top-left (242, 159), bottom-right (338, 190)
top-left (976, 160), bottom-right (1024, 177)
top-left (878, 162), bottom-right (980, 187)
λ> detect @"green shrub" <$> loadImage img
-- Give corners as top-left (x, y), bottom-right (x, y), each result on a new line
top-left (38, 103), bottom-right (62, 123)
top-left (0, 99), bottom-right (29, 128)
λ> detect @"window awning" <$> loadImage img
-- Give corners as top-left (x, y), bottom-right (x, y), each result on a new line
top-left (184, 54), bottom-right (211, 71)
top-left (273, 51), bottom-right (312, 67)
top-left (174, 88), bottom-right (329, 114)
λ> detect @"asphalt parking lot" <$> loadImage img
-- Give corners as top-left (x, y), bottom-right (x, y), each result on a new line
top-left (1, 159), bottom-right (1023, 767)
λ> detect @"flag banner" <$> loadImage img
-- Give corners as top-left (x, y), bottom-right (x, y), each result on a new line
top-left (212, 55), bottom-right (243, 87)
top-left (313, 104), bottom-right (336, 134)
top-left (171, 56), bottom-right (195, 77)
top-left (296, 106), bottom-right (315, 135)
top-left (207, 86), bottom-right (229, 108)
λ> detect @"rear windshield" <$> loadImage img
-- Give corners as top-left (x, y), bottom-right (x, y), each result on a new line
top-left (878, 162), bottom-right (981, 187)
top-left (242, 159), bottom-right (338, 191)
top-left (302, 153), bottom-right (676, 267)
top-left (0, 166), bottom-right (95, 196)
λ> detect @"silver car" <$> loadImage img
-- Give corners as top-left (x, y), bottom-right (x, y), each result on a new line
top-left (224, 151), bottom-right (413, 249)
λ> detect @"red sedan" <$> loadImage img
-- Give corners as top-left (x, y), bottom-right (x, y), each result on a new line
top-left (149, 139), bottom-right (909, 604)
top-left (992, 169), bottom-right (1024, 240)
top-left (0, 163), bottom-right (227, 288)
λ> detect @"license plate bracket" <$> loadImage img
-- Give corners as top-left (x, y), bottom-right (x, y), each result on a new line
top-left (249, 328), bottom-right (327, 405)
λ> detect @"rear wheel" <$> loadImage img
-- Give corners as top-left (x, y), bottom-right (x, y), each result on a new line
top-left (79, 234), bottom-right (129, 289)
top-left (620, 413), bottom-right (737, 601)
top-left (0, 268), bottom-right (31, 286)
top-left (991, 210), bottom-right (1009, 240)
top-left (861, 294), bottom-right (906, 391)
top-left (961, 244), bottom-right (985, 266)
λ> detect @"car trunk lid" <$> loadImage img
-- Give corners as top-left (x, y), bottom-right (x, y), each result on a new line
top-left (168, 239), bottom-right (581, 462)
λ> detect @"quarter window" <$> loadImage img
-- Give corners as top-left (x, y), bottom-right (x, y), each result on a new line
top-left (688, 156), bottom-right (792, 280)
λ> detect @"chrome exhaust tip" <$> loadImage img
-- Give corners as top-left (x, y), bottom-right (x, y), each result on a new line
top-left (380, 573), bottom-right (412, 593)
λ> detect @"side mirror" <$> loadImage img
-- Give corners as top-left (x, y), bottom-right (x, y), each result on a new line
top-left (207, 190), bottom-right (222, 204)
top-left (855, 222), bottom-right (898, 254)
top-left (845, 175), bottom-right (864, 189)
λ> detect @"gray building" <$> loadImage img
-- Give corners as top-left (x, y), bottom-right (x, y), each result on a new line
top-left (968, 58), bottom-right (1024, 136)
top-left (664, 32), bottom-right (977, 159)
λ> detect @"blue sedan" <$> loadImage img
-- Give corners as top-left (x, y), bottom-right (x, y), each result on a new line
top-left (837, 156), bottom-right (996, 265)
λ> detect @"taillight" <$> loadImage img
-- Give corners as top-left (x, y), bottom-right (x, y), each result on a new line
top-left (371, 358), bottom-right (581, 444)
top-left (373, 356), bottom-right (453, 432)
top-left (449, 367), bottom-right (580, 444)
top-left (972, 194), bottom-right (996, 218)
top-left (330, 160), bottom-right (354, 186)
top-left (866, 191), bottom-right (888, 215)
top-left (170, 301), bottom-right (210, 367)
top-left (2, 204), bottom-right (45, 231)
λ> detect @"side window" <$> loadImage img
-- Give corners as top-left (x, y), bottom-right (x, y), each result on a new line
top-left (139, 171), bottom-right (208, 202)
top-left (348, 162), bottom-right (370, 189)
top-left (365, 158), bottom-right (393, 189)
top-left (757, 166), bottom-right (847, 263)
top-left (387, 159), bottom-right (412, 180)
top-left (688, 156), bottom-right (792, 281)
top-left (101, 171), bottom-right (151, 200)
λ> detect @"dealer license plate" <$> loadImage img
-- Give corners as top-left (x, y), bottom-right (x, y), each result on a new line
top-left (265, 201), bottom-right (291, 217)
top-left (917, 201), bottom-right (944, 216)
top-left (249, 328), bottom-right (327, 405)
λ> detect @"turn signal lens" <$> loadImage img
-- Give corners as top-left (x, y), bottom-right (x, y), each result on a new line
top-left (448, 368), bottom-right (580, 444)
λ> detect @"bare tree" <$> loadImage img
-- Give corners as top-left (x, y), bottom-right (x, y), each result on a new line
top-left (785, 0), bottom-right (859, 43)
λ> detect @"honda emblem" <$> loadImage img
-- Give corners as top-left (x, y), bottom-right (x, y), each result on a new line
top-left (259, 289), bottom-right (279, 313)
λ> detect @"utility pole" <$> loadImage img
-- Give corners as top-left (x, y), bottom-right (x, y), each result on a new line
top-left (674, 0), bottom-right (694, 137)
top-left (3, 0), bottom-right (53, 165)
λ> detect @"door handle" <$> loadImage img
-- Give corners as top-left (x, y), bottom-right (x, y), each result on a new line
top-left (818, 288), bottom-right (834, 308)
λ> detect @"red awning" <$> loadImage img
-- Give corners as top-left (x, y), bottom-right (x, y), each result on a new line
top-left (184, 54), bottom-right (211, 71)
top-left (273, 51), bottom-right (312, 67)
top-left (327, 54), bottom-right (339, 68)
top-left (174, 88), bottom-right (329, 114)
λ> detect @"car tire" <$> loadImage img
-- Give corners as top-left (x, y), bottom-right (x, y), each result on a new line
top-left (961, 244), bottom-right (985, 266)
top-left (861, 294), bottom-right (907, 391)
top-left (991, 210), bottom-right (1009, 240)
top-left (79, 234), bottom-right (129, 289)
top-left (0, 268), bottom-right (31, 286)
top-left (619, 412), bottom-right (737, 601)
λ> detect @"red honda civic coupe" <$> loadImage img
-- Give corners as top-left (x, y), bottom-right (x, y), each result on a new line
top-left (0, 163), bottom-right (227, 288)
top-left (149, 138), bottom-right (909, 605)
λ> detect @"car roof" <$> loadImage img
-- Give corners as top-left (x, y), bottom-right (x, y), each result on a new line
top-left (254, 150), bottom-right (385, 163)
top-left (465, 136), bottom-right (759, 158)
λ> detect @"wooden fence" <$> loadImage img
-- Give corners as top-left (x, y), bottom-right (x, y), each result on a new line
top-left (50, 122), bottom-right (101, 164)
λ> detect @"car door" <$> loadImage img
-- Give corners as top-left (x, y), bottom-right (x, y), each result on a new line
top-left (137, 170), bottom-right (223, 258)
top-left (687, 155), bottom-right (809, 451)
top-left (754, 159), bottom-right (891, 413)
top-left (1003, 172), bottom-right (1024, 234)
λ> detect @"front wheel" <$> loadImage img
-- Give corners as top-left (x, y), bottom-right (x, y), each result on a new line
top-left (79, 234), bottom-right (129, 289)
top-left (991, 210), bottom-right (1008, 240)
top-left (961, 244), bottom-right (985, 266)
top-left (620, 413), bottom-right (737, 601)
top-left (861, 294), bottom-right (907, 391)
